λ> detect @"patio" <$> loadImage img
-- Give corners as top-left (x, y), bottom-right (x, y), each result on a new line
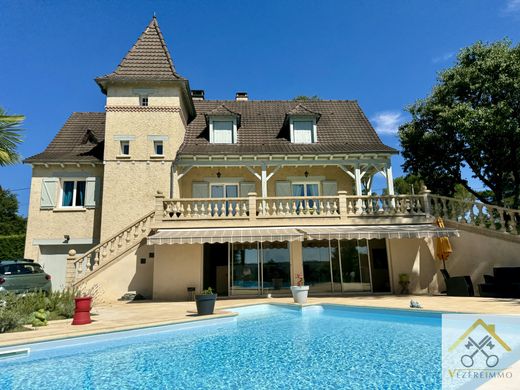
top-left (1, 295), bottom-right (519, 348)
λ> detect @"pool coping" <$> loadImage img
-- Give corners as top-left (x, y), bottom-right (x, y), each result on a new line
top-left (0, 301), bottom-right (458, 350)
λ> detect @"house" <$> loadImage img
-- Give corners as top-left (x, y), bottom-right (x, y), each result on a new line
top-left (24, 16), bottom-right (494, 301)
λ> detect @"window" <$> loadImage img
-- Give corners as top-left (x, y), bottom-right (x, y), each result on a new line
top-left (153, 140), bottom-right (164, 155)
top-left (140, 96), bottom-right (149, 107)
top-left (61, 180), bottom-right (86, 207)
top-left (292, 120), bottom-right (315, 143)
top-left (120, 141), bottom-right (130, 155)
top-left (211, 120), bottom-right (234, 144)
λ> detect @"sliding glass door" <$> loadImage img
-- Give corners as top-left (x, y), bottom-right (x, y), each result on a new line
top-left (303, 239), bottom-right (388, 293)
top-left (230, 242), bottom-right (291, 295)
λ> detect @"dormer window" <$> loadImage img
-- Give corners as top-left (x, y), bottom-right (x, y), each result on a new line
top-left (292, 120), bottom-right (315, 143)
top-left (140, 96), bottom-right (149, 106)
top-left (211, 120), bottom-right (235, 144)
top-left (205, 104), bottom-right (241, 144)
top-left (286, 104), bottom-right (321, 144)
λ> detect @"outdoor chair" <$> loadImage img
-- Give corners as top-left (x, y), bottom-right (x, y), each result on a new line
top-left (478, 267), bottom-right (520, 298)
top-left (440, 269), bottom-right (475, 297)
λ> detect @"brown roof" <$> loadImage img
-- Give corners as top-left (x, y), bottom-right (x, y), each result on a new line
top-left (179, 100), bottom-right (396, 155)
top-left (95, 17), bottom-right (183, 86)
top-left (25, 100), bottom-right (396, 163)
top-left (24, 113), bottom-right (105, 163)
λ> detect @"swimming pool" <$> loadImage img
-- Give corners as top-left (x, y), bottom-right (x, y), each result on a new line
top-left (0, 304), bottom-right (442, 389)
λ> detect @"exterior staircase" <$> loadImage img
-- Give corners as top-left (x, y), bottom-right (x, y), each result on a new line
top-left (68, 211), bottom-right (155, 287)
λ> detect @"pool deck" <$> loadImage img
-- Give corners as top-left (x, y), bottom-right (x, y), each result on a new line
top-left (1, 295), bottom-right (519, 348)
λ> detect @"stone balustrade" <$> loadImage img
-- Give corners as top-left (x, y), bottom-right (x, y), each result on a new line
top-left (69, 211), bottom-right (155, 286)
top-left (156, 191), bottom-right (429, 224)
top-left (429, 195), bottom-right (520, 236)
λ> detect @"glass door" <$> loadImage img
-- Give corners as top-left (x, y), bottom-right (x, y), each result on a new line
top-left (292, 182), bottom-right (320, 212)
top-left (261, 242), bottom-right (291, 293)
top-left (231, 243), bottom-right (260, 295)
top-left (210, 184), bottom-right (238, 216)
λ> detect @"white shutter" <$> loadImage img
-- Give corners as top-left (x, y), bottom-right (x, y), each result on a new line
top-left (322, 180), bottom-right (338, 196)
top-left (192, 182), bottom-right (209, 198)
top-left (240, 182), bottom-right (256, 197)
top-left (40, 178), bottom-right (59, 209)
top-left (84, 177), bottom-right (99, 208)
top-left (275, 181), bottom-right (291, 197)
top-left (212, 121), bottom-right (233, 143)
top-left (293, 121), bottom-right (313, 143)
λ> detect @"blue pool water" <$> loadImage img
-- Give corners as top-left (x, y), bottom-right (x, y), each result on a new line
top-left (0, 304), bottom-right (442, 389)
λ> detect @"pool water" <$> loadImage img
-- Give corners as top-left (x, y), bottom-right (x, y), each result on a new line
top-left (0, 304), bottom-right (442, 389)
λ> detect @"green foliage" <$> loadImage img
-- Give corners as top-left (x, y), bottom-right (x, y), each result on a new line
top-left (0, 308), bottom-right (23, 333)
top-left (0, 107), bottom-right (24, 166)
top-left (0, 290), bottom-right (80, 333)
top-left (0, 186), bottom-right (27, 236)
top-left (399, 40), bottom-right (520, 207)
top-left (393, 174), bottom-right (424, 195)
top-left (0, 235), bottom-right (25, 260)
top-left (30, 309), bottom-right (49, 327)
top-left (292, 95), bottom-right (321, 101)
top-left (201, 287), bottom-right (214, 295)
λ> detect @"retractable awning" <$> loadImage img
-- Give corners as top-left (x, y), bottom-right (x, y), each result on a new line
top-left (147, 227), bottom-right (304, 245)
top-left (299, 225), bottom-right (459, 240)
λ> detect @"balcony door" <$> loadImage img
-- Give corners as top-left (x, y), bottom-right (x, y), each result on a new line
top-left (292, 182), bottom-right (319, 211)
top-left (210, 183), bottom-right (238, 216)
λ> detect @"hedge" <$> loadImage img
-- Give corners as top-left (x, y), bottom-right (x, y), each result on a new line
top-left (0, 234), bottom-right (25, 260)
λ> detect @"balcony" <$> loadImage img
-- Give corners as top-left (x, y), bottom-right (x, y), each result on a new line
top-left (154, 191), bottom-right (432, 228)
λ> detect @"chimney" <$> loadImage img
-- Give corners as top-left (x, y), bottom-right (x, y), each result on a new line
top-left (191, 90), bottom-right (205, 100)
top-left (235, 92), bottom-right (248, 101)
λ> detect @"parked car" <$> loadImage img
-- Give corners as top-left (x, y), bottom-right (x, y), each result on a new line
top-left (0, 259), bottom-right (52, 295)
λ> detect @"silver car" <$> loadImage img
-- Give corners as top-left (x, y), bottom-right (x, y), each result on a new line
top-left (0, 260), bottom-right (52, 295)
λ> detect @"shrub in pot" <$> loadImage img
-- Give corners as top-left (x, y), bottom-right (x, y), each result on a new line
top-left (290, 273), bottom-right (309, 304)
top-left (195, 287), bottom-right (217, 315)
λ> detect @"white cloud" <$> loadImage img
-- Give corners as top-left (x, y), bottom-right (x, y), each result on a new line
top-left (432, 52), bottom-right (454, 64)
top-left (371, 111), bottom-right (404, 135)
top-left (504, 0), bottom-right (520, 14)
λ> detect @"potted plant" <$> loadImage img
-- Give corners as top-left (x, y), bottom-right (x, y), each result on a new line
top-left (290, 273), bottom-right (309, 304)
top-left (195, 287), bottom-right (217, 315)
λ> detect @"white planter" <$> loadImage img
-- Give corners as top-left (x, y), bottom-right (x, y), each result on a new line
top-left (290, 285), bottom-right (309, 304)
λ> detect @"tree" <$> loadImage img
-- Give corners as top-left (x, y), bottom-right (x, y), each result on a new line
top-left (393, 174), bottom-right (424, 195)
top-left (399, 40), bottom-right (520, 208)
top-left (292, 95), bottom-right (321, 101)
top-left (0, 186), bottom-right (26, 236)
top-left (0, 107), bottom-right (24, 166)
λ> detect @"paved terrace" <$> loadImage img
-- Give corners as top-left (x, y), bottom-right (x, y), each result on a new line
top-left (1, 295), bottom-right (519, 348)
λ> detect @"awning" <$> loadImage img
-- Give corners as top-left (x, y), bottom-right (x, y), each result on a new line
top-left (299, 225), bottom-right (460, 240)
top-left (148, 227), bottom-right (304, 245)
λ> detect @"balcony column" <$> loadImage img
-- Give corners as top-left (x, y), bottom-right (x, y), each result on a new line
top-left (261, 163), bottom-right (268, 197)
top-left (386, 164), bottom-right (395, 196)
top-left (354, 166), bottom-right (363, 213)
top-left (354, 166), bottom-right (363, 195)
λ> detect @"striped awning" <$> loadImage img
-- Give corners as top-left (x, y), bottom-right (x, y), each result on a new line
top-left (147, 227), bottom-right (304, 245)
top-left (299, 225), bottom-right (460, 240)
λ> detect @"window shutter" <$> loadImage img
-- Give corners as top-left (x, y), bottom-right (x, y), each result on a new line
top-left (192, 182), bottom-right (209, 198)
top-left (40, 178), bottom-right (59, 209)
top-left (84, 177), bottom-right (99, 208)
top-left (275, 181), bottom-right (291, 197)
top-left (322, 180), bottom-right (338, 196)
top-left (239, 182), bottom-right (256, 197)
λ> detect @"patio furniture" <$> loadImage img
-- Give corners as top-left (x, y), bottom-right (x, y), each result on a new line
top-left (478, 267), bottom-right (520, 298)
top-left (440, 269), bottom-right (474, 297)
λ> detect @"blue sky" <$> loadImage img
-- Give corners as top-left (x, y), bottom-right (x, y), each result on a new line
top-left (1, 0), bottom-right (520, 215)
